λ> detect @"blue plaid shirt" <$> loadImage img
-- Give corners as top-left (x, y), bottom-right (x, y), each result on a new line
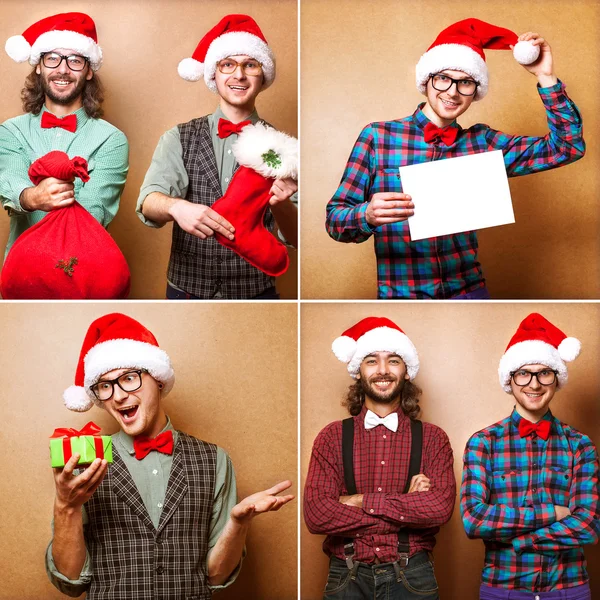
top-left (461, 409), bottom-right (600, 592)
top-left (326, 81), bottom-right (585, 299)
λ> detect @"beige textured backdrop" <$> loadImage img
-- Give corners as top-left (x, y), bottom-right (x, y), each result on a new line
top-left (301, 302), bottom-right (600, 598)
top-left (0, 0), bottom-right (298, 298)
top-left (300, 0), bottom-right (600, 299)
top-left (0, 302), bottom-right (297, 600)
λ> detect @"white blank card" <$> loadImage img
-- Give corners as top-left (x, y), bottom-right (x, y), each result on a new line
top-left (400, 150), bottom-right (514, 241)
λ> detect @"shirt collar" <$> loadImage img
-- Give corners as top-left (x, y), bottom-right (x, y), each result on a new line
top-left (115, 415), bottom-right (177, 456)
top-left (413, 102), bottom-right (460, 133)
top-left (39, 104), bottom-right (89, 128)
top-left (355, 403), bottom-right (409, 431)
top-left (212, 105), bottom-right (260, 125)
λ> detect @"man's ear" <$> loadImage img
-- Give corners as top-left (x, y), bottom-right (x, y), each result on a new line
top-left (35, 64), bottom-right (41, 75)
top-left (404, 373), bottom-right (410, 380)
top-left (86, 67), bottom-right (94, 81)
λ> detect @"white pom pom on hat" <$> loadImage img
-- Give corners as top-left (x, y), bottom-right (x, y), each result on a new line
top-left (498, 313), bottom-right (581, 393)
top-left (513, 40), bottom-right (540, 65)
top-left (5, 35), bottom-right (31, 63)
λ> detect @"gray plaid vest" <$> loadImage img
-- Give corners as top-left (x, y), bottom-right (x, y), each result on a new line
top-left (167, 116), bottom-right (275, 298)
top-left (84, 433), bottom-right (217, 600)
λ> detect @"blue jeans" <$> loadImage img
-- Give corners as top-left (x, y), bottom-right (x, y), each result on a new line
top-left (452, 285), bottom-right (491, 300)
top-left (323, 553), bottom-right (439, 600)
top-left (479, 583), bottom-right (591, 600)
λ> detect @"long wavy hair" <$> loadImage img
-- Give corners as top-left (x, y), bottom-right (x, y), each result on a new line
top-left (342, 379), bottom-right (422, 419)
top-left (21, 67), bottom-right (104, 118)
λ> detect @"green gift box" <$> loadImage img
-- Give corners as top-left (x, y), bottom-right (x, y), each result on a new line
top-left (49, 422), bottom-right (113, 468)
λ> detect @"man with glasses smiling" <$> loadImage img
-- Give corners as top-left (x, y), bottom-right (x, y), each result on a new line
top-left (326, 18), bottom-right (585, 299)
top-left (1, 12), bottom-right (128, 258)
top-left (137, 14), bottom-right (298, 300)
top-left (46, 313), bottom-right (294, 599)
top-left (461, 313), bottom-right (599, 599)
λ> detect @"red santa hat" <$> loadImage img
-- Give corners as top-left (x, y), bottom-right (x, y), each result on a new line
top-left (63, 313), bottom-right (175, 412)
top-left (5, 12), bottom-right (103, 71)
top-left (178, 14), bottom-right (275, 92)
top-left (415, 18), bottom-right (540, 101)
top-left (332, 317), bottom-right (419, 379)
top-left (498, 313), bottom-right (581, 393)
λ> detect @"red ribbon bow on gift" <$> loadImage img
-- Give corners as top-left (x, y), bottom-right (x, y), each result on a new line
top-left (133, 430), bottom-right (174, 460)
top-left (423, 122), bottom-right (459, 146)
top-left (217, 118), bottom-right (251, 139)
top-left (41, 111), bottom-right (78, 133)
top-left (518, 418), bottom-right (551, 441)
top-left (50, 421), bottom-right (104, 464)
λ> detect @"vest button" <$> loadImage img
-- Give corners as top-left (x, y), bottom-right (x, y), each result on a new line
top-left (156, 566), bottom-right (164, 574)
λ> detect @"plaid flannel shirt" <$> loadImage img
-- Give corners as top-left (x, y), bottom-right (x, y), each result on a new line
top-left (326, 81), bottom-right (585, 299)
top-left (304, 406), bottom-right (456, 563)
top-left (461, 409), bottom-right (600, 592)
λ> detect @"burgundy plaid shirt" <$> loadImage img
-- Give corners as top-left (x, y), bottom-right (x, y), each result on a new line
top-left (304, 405), bottom-right (456, 563)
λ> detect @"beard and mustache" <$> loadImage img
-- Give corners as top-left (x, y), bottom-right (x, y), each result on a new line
top-left (40, 72), bottom-right (88, 106)
top-left (359, 374), bottom-right (406, 404)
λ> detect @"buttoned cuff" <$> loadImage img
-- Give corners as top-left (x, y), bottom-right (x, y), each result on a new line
top-left (136, 188), bottom-right (170, 228)
top-left (512, 533), bottom-right (534, 554)
top-left (535, 503), bottom-right (556, 529)
top-left (46, 542), bottom-right (92, 591)
top-left (355, 202), bottom-right (375, 235)
top-left (538, 79), bottom-right (567, 104)
top-left (362, 493), bottom-right (387, 518)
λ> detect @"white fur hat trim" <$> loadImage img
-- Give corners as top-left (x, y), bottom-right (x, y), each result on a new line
top-left (232, 123), bottom-right (298, 179)
top-left (27, 29), bottom-right (103, 70)
top-left (498, 339), bottom-right (569, 393)
top-left (416, 43), bottom-right (489, 100)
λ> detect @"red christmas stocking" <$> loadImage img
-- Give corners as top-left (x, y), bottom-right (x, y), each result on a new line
top-left (212, 123), bottom-right (298, 277)
top-left (0, 151), bottom-right (130, 299)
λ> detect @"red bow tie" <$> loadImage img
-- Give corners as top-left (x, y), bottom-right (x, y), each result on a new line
top-left (423, 122), bottom-right (458, 146)
top-left (41, 111), bottom-right (77, 133)
top-left (133, 430), bottom-right (174, 460)
top-left (217, 118), bottom-right (251, 139)
top-left (518, 418), bottom-right (551, 441)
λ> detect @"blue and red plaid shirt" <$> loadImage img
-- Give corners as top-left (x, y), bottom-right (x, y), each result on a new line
top-left (461, 409), bottom-right (600, 592)
top-left (326, 81), bottom-right (585, 299)
top-left (304, 406), bottom-right (456, 563)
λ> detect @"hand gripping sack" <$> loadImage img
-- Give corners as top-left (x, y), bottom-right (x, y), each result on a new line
top-left (0, 151), bottom-right (130, 299)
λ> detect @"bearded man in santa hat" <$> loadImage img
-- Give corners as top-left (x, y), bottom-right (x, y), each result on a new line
top-left (0, 12), bottom-right (128, 259)
top-left (304, 317), bottom-right (455, 600)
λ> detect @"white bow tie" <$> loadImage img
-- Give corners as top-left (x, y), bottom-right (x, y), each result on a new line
top-left (364, 410), bottom-right (398, 432)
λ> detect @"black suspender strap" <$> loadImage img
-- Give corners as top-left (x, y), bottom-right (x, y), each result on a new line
top-left (341, 418), bottom-right (357, 567)
top-left (397, 418), bottom-right (423, 566)
top-left (341, 416), bottom-right (423, 569)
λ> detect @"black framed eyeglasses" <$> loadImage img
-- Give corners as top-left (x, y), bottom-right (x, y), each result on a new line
top-left (429, 73), bottom-right (478, 97)
top-left (41, 52), bottom-right (88, 72)
top-left (216, 57), bottom-right (263, 76)
top-left (90, 369), bottom-right (146, 401)
top-left (510, 368), bottom-right (558, 387)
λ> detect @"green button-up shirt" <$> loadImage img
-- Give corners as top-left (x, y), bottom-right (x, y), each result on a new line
top-left (46, 417), bottom-right (242, 595)
top-left (0, 105), bottom-right (129, 257)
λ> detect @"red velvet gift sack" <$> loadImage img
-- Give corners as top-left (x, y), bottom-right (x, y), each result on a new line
top-left (0, 151), bottom-right (130, 299)
top-left (212, 123), bottom-right (298, 277)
